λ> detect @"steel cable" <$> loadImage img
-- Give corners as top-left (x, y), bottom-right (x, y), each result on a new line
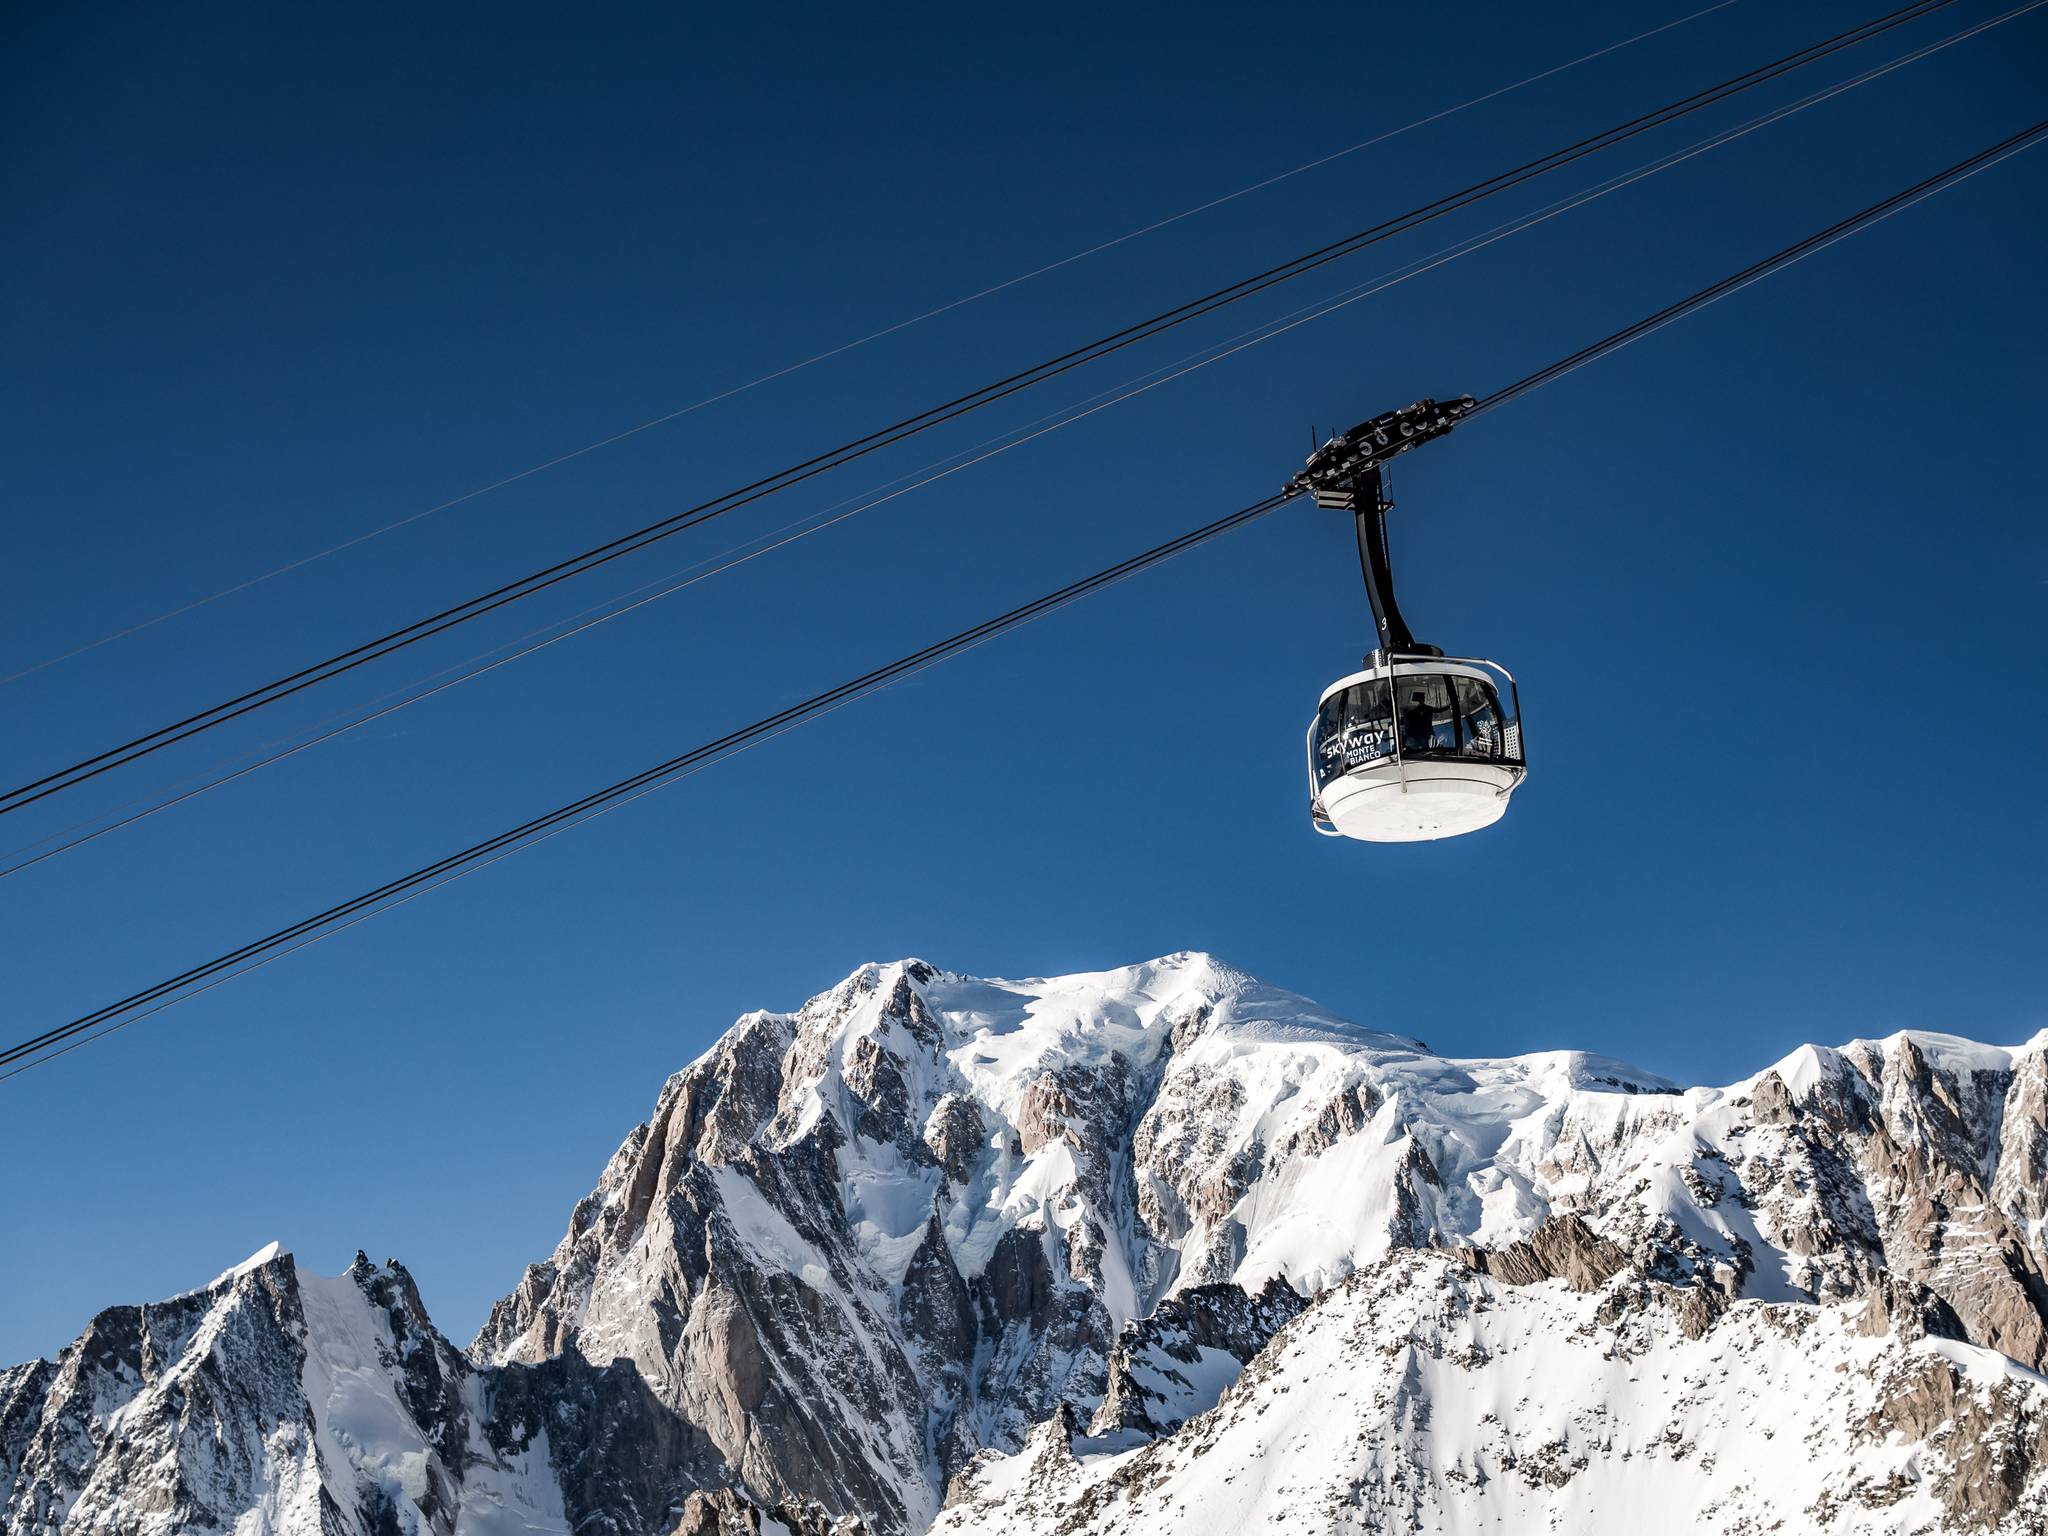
top-left (0, 0), bottom-right (1956, 818)
top-left (0, 0), bottom-right (1743, 689)
top-left (6, 108), bottom-right (2039, 1083)
top-left (8, 0), bottom-right (2032, 878)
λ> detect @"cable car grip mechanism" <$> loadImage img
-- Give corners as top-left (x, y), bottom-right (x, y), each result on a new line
top-left (1286, 394), bottom-right (1474, 661)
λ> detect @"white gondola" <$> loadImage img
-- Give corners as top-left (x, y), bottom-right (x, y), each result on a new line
top-left (1289, 395), bottom-right (1528, 844)
top-left (1307, 653), bottom-right (1525, 842)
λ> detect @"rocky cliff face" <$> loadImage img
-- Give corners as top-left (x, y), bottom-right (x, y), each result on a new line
top-left (0, 1242), bottom-right (836, 1536)
top-left (8, 953), bottom-right (2048, 1534)
top-left (936, 1249), bottom-right (2048, 1535)
top-left (467, 955), bottom-right (1349, 1532)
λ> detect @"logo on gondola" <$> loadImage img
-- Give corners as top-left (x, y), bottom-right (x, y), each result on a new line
top-left (1342, 724), bottom-right (1392, 767)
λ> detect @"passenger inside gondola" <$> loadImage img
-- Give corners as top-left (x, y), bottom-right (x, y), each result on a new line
top-left (1400, 690), bottom-right (1436, 754)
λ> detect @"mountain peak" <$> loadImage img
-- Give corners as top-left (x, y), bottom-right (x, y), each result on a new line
top-left (208, 1239), bottom-right (284, 1289)
top-left (18, 957), bottom-right (2048, 1534)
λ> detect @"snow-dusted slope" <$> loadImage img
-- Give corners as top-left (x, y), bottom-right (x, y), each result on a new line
top-left (0, 1245), bottom-right (853, 1535)
top-left (9, 953), bottom-right (2048, 1534)
top-left (0, 1247), bottom-right (577, 1536)
top-left (468, 953), bottom-right (2048, 1532)
top-left (938, 1249), bottom-right (2048, 1534)
top-left (472, 954), bottom-right (1329, 1533)
top-left (471, 953), bottom-right (1517, 1528)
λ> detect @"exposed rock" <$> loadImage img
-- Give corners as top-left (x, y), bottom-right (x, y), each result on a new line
top-left (937, 1252), bottom-right (2048, 1535)
top-left (1276, 1080), bottom-right (1381, 1159)
top-left (12, 957), bottom-right (2048, 1536)
top-left (671, 1486), bottom-right (868, 1535)
top-left (1855, 1272), bottom-right (1968, 1344)
top-left (0, 1245), bottom-right (723, 1535)
top-left (922, 1094), bottom-right (984, 1184)
top-left (1457, 1214), bottom-right (1630, 1292)
top-left (1089, 1277), bottom-right (1304, 1436)
top-left (2, 1259), bottom-right (316, 1536)
top-left (1861, 1352), bottom-right (2048, 1529)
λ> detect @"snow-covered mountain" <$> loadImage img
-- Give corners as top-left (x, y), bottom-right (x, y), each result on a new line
top-left (7, 953), bottom-right (2048, 1533)
top-left (938, 1248), bottom-right (2048, 1535)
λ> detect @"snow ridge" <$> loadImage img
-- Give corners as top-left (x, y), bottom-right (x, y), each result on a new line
top-left (9, 952), bottom-right (2048, 1534)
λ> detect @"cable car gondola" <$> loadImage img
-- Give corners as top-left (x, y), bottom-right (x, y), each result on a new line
top-left (1292, 397), bottom-right (1526, 843)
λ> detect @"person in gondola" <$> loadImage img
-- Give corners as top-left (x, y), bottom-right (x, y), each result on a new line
top-left (1399, 690), bottom-right (1436, 754)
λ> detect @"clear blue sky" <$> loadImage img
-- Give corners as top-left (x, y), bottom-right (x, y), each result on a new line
top-left (3, 1), bottom-right (2043, 1365)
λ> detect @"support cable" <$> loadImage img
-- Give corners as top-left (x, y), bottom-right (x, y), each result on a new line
top-left (0, 493), bottom-right (1293, 1075)
top-left (6, 0), bottom-right (2032, 879)
top-left (4, 114), bottom-right (2040, 1080)
top-left (0, 0), bottom-right (1743, 688)
top-left (0, 0), bottom-right (1958, 819)
top-left (1472, 119), bottom-right (2048, 413)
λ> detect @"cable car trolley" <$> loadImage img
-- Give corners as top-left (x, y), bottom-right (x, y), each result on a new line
top-left (1290, 396), bottom-right (1527, 843)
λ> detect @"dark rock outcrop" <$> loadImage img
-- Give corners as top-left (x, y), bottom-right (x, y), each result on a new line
top-left (1089, 1277), bottom-right (1305, 1436)
top-left (1458, 1215), bottom-right (1630, 1293)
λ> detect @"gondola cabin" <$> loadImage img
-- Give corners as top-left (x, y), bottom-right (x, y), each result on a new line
top-left (1308, 652), bottom-right (1524, 842)
top-left (1289, 395), bottom-right (1528, 843)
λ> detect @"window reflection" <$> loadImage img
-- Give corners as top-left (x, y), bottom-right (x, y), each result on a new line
top-left (1314, 680), bottom-right (1392, 789)
top-left (1454, 676), bottom-right (1502, 759)
top-left (1396, 676), bottom-right (1455, 755)
top-left (1315, 669), bottom-right (1521, 789)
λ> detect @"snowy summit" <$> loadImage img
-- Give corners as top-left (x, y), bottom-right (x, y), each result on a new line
top-left (6, 953), bottom-right (2047, 1533)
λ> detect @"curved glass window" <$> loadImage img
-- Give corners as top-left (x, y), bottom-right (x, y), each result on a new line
top-left (1312, 679), bottom-right (1393, 790)
top-left (1394, 675), bottom-right (1456, 755)
top-left (1314, 669), bottom-right (1523, 792)
top-left (1453, 675), bottom-right (1505, 760)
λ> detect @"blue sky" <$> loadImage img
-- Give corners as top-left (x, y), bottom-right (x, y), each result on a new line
top-left (2, 0), bottom-right (2043, 1364)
